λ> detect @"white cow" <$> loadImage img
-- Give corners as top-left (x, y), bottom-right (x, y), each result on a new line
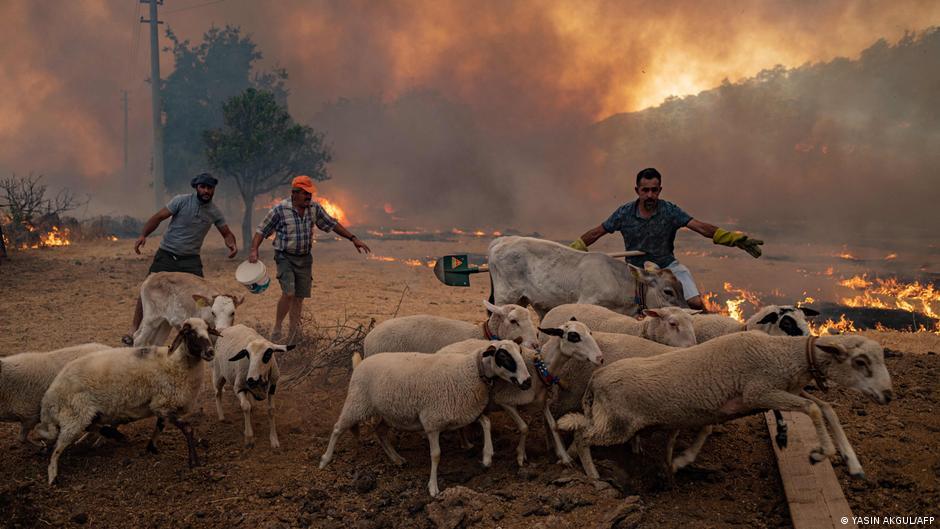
top-left (488, 236), bottom-right (688, 317)
top-left (133, 272), bottom-right (243, 346)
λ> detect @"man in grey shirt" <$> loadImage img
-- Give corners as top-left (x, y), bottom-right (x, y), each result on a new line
top-left (122, 173), bottom-right (238, 344)
top-left (570, 167), bottom-right (763, 311)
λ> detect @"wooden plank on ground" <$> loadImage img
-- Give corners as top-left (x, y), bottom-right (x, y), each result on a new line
top-left (765, 411), bottom-right (857, 529)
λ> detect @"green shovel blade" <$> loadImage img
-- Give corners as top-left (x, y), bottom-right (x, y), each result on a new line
top-left (433, 254), bottom-right (481, 287)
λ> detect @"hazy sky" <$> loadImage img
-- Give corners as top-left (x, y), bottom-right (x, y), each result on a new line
top-left (1, 1), bottom-right (938, 229)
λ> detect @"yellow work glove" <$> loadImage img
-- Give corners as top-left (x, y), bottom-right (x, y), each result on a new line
top-left (569, 238), bottom-right (588, 252)
top-left (713, 228), bottom-right (763, 258)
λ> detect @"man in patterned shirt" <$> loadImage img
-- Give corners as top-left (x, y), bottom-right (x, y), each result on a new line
top-left (248, 175), bottom-right (371, 341)
top-left (570, 167), bottom-right (763, 311)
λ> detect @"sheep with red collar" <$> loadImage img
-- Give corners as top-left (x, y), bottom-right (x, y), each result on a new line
top-left (211, 324), bottom-right (294, 449)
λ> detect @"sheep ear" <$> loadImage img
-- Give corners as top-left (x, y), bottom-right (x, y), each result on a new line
top-left (756, 312), bottom-right (779, 325)
top-left (512, 336), bottom-right (524, 345)
top-left (228, 349), bottom-right (249, 362)
top-left (569, 316), bottom-right (578, 322)
top-left (192, 295), bottom-right (211, 308)
top-left (816, 343), bottom-right (849, 362)
top-left (168, 330), bottom-right (186, 353)
top-left (262, 349), bottom-right (274, 364)
top-left (282, 344), bottom-right (297, 352)
top-left (643, 309), bottom-right (662, 319)
top-left (483, 300), bottom-right (502, 315)
top-left (538, 327), bottom-right (565, 337)
top-left (799, 307), bottom-right (820, 317)
top-left (482, 345), bottom-right (497, 357)
top-left (207, 327), bottom-right (223, 337)
top-left (683, 309), bottom-right (702, 315)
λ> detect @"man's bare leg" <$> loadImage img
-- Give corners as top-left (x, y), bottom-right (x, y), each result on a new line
top-left (287, 298), bottom-right (304, 342)
top-left (273, 293), bottom-right (293, 341)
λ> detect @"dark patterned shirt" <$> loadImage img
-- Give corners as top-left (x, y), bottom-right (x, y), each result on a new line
top-left (256, 199), bottom-right (337, 255)
top-left (602, 199), bottom-right (692, 268)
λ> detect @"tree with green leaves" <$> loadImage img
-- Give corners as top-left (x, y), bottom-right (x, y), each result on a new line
top-left (163, 25), bottom-right (287, 195)
top-left (205, 88), bottom-right (332, 251)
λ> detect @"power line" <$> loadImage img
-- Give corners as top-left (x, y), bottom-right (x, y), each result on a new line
top-left (163, 0), bottom-right (227, 14)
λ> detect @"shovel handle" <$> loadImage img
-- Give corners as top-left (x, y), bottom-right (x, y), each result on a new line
top-left (604, 250), bottom-right (646, 258)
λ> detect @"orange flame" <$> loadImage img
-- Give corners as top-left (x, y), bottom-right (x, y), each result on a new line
top-left (317, 196), bottom-right (348, 226)
top-left (810, 314), bottom-right (859, 336)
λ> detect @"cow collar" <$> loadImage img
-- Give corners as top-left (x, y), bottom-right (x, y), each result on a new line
top-left (805, 336), bottom-right (828, 392)
top-left (633, 275), bottom-right (648, 311)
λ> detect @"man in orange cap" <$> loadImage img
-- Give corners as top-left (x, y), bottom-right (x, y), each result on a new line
top-left (248, 175), bottom-right (371, 341)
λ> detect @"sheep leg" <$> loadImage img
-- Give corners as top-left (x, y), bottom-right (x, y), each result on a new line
top-left (47, 422), bottom-right (85, 485)
top-left (572, 432), bottom-right (600, 480)
top-left (748, 390), bottom-right (836, 463)
top-left (213, 379), bottom-right (225, 421)
top-left (169, 415), bottom-right (200, 468)
top-left (457, 427), bottom-right (475, 450)
top-left (773, 409), bottom-right (788, 448)
top-left (801, 391), bottom-right (864, 478)
top-left (320, 418), bottom-right (354, 469)
top-left (664, 430), bottom-right (679, 471)
top-left (630, 436), bottom-right (642, 454)
top-left (478, 415), bottom-right (493, 468)
top-left (236, 391), bottom-right (255, 449)
top-left (267, 392), bottom-right (279, 449)
top-left (18, 420), bottom-right (36, 444)
top-left (374, 421), bottom-right (406, 466)
top-left (671, 426), bottom-right (713, 472)
top-left (427, 430), bottom-right (442, 497)
top-left (499, 404), bottom-right (529, 467)
top-left (543, 406), bottom-right (574, 466)
top-left (146, 417), bottom-right (165, 454)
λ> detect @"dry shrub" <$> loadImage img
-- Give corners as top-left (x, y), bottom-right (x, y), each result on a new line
top-left (280, 311), bottom-right (375, 389)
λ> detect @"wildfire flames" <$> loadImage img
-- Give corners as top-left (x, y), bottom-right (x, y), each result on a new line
top-left (839, 274), bottom-right (939, 321)
top-left (256, 194), bottom-right (349, 225)
top-left (368, 254), bottom-right (435, 268)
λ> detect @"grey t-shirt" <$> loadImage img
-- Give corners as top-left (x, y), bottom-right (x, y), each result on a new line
top-left (159, 193), bottom-right (226, 256)
top-left (602, 199), bottom-right (692, 268)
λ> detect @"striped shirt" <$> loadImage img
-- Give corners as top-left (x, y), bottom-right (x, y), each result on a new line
top-left (256, 199), bottom-right (337, 255)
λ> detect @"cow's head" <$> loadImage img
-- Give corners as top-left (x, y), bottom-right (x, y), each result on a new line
top-left (193, 294), bottom-right (244, 332)
top-left (629, 262), bottom-right (688, 309)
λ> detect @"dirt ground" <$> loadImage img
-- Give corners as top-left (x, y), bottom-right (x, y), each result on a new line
top-left (1, 237), bottom-right (938, 529)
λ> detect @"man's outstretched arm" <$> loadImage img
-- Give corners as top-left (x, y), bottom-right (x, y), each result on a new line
top-left (134, 208), bottom-right (173, 254)
top-left (687, 219), bottom-right (763, 258)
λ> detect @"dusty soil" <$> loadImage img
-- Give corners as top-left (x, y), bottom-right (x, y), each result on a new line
top-left (0, 237), bottom-right (938, 529)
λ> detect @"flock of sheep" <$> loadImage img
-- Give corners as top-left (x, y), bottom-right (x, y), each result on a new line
top-left (0, 236), bottom-right (894, 501)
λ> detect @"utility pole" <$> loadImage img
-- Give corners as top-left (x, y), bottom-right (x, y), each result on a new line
top-left (141, 0), bottom-right (164, 210)
top-left (122, 90), bottom-right (129, 178)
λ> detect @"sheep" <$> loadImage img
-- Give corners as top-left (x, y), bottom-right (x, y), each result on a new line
top-left (550, 331), bottom-right (678, 420)
top-left (319, 340), bottom-right (531, 497)
top-left (132, 271), bottom-right (243, 346)
top-left (692, 304), bottom-right (820, 448)
top-left (211, 324), bottom-right (295, 449)
top-left (692, 305), bottom-right (820, 343)
top-left (558, 332), bottom-right (893, 481)
top-left (541, 304), bottom-right (699, 347)
top-left (362, 300), bottom-right (540, 356)
top-left (36, 318), bottom-right (218, 485)
top-left (436, 319), bottom-right (604, 466)
top-left (0, 343), bottom-right (110, 443)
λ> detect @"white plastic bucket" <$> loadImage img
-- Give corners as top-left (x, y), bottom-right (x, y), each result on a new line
top-left (236, 260), bottom-right (270, 294)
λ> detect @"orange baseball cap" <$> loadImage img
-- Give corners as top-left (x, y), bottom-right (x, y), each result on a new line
top-left (291, 175), bottom-right (317, 195)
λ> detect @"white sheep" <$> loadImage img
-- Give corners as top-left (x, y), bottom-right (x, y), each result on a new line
top-left (692, 305), bottom-right (819, 343)
top-left (211, 324), bottom-right (294, 449)
top-left (132, 271), bottom-right (243, 346)
top-left (363, 300), bottom-right (540, 356)
top-left (693, 304), bottom-right (820, 448)
top-left (541, 304), bottom-right (699, 347)
top-left (319, 340), bottom-right (531, 497)
top-left (436, 319), bottom-right (604, 466)
top-left (558, 332), bottom-right (893, 480)
top-left (36, 318), bottom-right (218, 485)
top-left (0, 343), bottom-right (110, 443)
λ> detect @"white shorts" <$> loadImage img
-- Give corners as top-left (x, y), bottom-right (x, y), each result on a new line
top-left (666, 261), bottom-right (700, 300)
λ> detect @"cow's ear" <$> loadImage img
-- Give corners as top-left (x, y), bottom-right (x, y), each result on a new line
top-left (628, 264), bottom-right (648, 281)
top-left (232, 295), bottom-right (245, 307)
top-left (193, 295), bottom-right (211, 308)
top-left (643, 261), bottom-right (660, 272)
top-left (539, 327), bottom-right (565, 337)
top-left (756, 312), bottom-right (779, 325)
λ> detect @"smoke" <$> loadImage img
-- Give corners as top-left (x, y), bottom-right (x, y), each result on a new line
top-left (0, 0), bottom-right (938, 236)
